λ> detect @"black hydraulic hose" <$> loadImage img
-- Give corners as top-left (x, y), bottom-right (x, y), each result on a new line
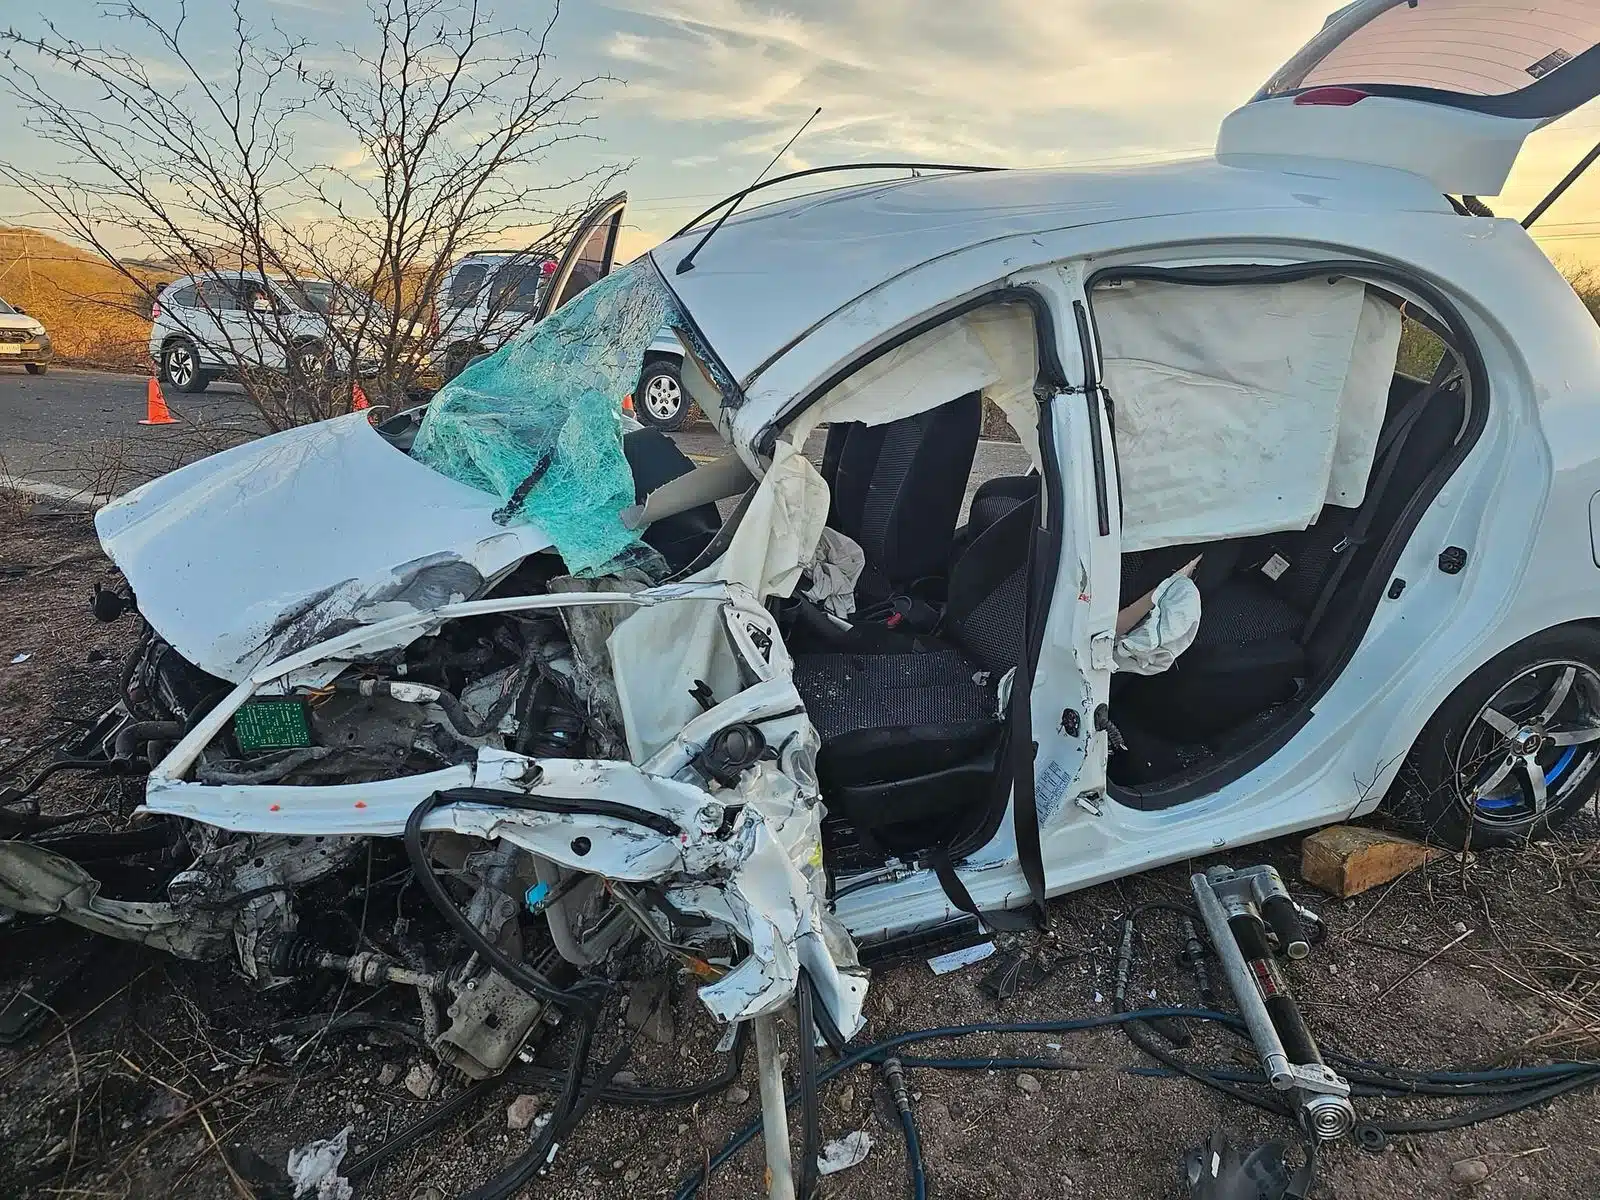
top-left (804, 969), bottom-right (850, 1054)
top-left (671, 1007), bottom-right (1247, 1200)
top-left (510, 1022), bottom-right (753, 1106)
top-left (0, 758), bottom-right (123, 810)
top-left (1364, 1069), bottom-right (1600, 1136)
top-left (900, 1107), bottom-right (927, 1200)
top-left (113, 720), bottom-right (183, 761)
top-left (883, 1058), bottom-right (925, 1200)
top-left (461, 1012), bottom-right (615, 1200)
top-left (434, 786), bottom-right (684, 839)
top-left (403, 791), bottom-right (607, 1010)
top-left (347, 1078), bottom-right (505, 1183)
top-left (797, 967), bottom-right (822, 1200)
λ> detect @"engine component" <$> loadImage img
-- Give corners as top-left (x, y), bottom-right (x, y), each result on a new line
top-left (697, 723), bottom-right (767, 787)
top-left (437, 964), bottom-right (554, 1079)
top-left (1190, 866), bottom-right (1355, 1142)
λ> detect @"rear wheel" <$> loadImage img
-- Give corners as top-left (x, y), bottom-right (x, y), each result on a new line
top-left (1394, 626), bottom-right (1600, 848)
top-left (636, 359), bottom-right (688, 432)
top-left (24, 363), bottom-right (46, 375)
top-left (160, 338), bottom-right (210, 393)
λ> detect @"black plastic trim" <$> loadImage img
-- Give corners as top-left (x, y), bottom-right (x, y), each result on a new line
top-left (1087, 259), bottom-right (1489, 811)
top-left (1073, 300), bottom-right (1112, 536)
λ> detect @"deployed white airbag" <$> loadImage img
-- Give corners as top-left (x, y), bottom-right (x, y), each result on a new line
top-left (1095, 279), bottom-right (1399, 552)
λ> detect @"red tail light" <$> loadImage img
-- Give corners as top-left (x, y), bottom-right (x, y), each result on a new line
top-left (540, 259), bottom-right (558, 276)
top-left (1293, 86), bottom-right (1368, 107)
top-left (428, 303), bottom-right (439, 339)
top-left (151, 299), bottom-right (162, 320)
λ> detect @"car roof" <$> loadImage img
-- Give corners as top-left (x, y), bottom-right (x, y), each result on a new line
top-left (651, 154), bottom-right (1450, 392)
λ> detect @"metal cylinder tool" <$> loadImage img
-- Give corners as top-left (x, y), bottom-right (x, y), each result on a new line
top-left (1190, 865), bottom-right (1355, 1141)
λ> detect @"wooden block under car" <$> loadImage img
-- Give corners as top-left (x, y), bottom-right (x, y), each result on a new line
top-left (1301, 825), bottom-right (1446, 898)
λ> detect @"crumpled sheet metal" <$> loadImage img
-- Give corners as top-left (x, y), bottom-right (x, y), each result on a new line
top-left (411, 260), bottom-right (674, 576)
top-left (668, 758), bottom-right (867, 1036)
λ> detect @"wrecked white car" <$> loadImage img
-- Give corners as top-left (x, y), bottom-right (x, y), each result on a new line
top-left (6, 0), bottom-right (1600, 1094)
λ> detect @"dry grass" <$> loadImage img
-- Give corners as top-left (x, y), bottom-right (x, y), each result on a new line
top-left (0, 228), bottom-right (171, 372)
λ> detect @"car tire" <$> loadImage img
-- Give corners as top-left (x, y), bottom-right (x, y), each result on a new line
top-left (636, 359), bottom-right (689, 432)
top-left (1391, 624), bottom-right (1600, 849)
top-left (25, 364), bottom-right (46, 375)
top-left (292, 340), bottom-right (328, 380)
top-left (161, 338), bottom-right (210, 393)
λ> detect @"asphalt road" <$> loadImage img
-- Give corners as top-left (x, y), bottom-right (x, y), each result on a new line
top-left (0, 364), bottom-right (1030, 501)
top-left (0, 365), bottom-right (262, 498)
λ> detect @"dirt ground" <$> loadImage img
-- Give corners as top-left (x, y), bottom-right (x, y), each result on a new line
top-left (2, 500), bottom-right (1599, 1200)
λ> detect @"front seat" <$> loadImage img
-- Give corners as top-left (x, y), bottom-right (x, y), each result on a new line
top-left (792, 496), bottom-right (1034, 853)
top-left (822, 393), bottom-right (982, 603)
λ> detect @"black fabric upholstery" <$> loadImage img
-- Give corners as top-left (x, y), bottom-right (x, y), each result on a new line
top-left (1113, 371), bottom-right (1467, 750)
top-left (792, 651), bottom-right (998, 744)
top-left (828, 394), bottom-right (982, 598)
top-left (792, 473), bottom-right (1034, 841)
top-left (946, 498), bottom-right (1034, 676)
top-left (792, 651), bottom-right (1002, 840)
top-left (966, 474), bottom-right (1039, 542)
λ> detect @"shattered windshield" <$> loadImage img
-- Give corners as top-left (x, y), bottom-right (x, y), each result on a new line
top-left (411, 259), bottom-right (678, 575)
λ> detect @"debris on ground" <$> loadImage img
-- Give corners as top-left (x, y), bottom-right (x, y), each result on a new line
top-left (506, 1094), bottom-right (542, 1131)
top-left (404, 1062), bottom-right (438, 1101)
top-left (816, 1131), bottom-right (873, 1176)
top-left (1301, 824), bottom-right (1448, 897)
top-left (927, 940), bottom-right (996, 975)
top-left (286, 1124), bottom-right (354, 1200)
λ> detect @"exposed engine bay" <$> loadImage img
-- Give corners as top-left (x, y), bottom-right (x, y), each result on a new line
top-left (0, 559), bottom-right (866, 1084)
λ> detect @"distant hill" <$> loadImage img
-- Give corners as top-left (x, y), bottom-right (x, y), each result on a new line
top-left (0, 228), bottom-right (171, 369)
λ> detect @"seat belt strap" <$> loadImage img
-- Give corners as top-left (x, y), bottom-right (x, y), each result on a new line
top-left (927, 494), bottom-right (1049, 932)
top-left (1301, 361), bottom-right (1457, 644)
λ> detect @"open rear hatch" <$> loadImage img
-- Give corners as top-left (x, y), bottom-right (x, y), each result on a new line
top-left (1218, 0), bottom-right (1600, 195)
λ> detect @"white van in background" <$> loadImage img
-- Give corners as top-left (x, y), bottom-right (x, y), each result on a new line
top-left (433, 194), bottom-right (692, 430)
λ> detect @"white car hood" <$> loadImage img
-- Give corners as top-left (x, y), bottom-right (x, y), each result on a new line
top-left (0, 313), bottom-right (45, 334)
top-left (96, 412), bottom-right (553, 681)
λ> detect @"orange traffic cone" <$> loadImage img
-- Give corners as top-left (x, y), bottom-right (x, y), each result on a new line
top-left (621, 393), bottom-right (635, 415)
top-left (139, 377), bottom-right (176, 426)
top-left (351, 382), bottom-right (369, 411)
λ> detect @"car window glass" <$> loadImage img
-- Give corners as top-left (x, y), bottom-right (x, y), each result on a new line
top-left (448, 264), bottom-right (489, 307)
top-left (1397, 311), bottom-right (1448, 379)
top-left (1264, 0), bottom-right (1600, 103)
top-left (169, 285), bottom-right (199, 307)
top-left (555, 222), bottom-right (614, 310)
top-left (489, 262), bottom-right (548, 313)
top-left (0, 297), bottom-right (14, 315)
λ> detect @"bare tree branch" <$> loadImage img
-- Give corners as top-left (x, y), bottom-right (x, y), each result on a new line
top-left (0, 0), bottom-right (622, 428)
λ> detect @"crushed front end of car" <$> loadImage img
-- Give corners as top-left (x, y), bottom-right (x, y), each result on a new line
top-left (0, 259), bottom-right (866, 1084)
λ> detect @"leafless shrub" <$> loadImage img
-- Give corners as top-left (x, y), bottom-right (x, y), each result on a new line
top-left (1, 0), bottom-right (620, 428)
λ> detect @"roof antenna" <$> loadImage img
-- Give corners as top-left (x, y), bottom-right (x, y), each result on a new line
top-left (676, 106), bottom-right (821, 275)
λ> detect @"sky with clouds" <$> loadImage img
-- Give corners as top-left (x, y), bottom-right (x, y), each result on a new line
top-left (3, 0), bottom-right (1599, 265)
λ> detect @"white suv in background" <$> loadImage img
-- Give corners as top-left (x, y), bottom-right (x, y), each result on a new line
top-left (434, 193), bottom-right (692, 430)
top-left (148, 271), bottom-right (390, 393)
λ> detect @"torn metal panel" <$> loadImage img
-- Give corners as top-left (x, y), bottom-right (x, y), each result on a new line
top-left (95, 411), bottom-right (553, 681)
top-left (124, 583), bottom-right (861, 1034)
top-left (0, 840), bottom-right (233, 958)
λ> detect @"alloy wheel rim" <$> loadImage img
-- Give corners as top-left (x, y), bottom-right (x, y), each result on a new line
top-left (644, 373), bottom-right (681, 421)
top-left (1454, 660), bottom-right (1600, 826)
top-left (168, 348), bottom-right (194, 387)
